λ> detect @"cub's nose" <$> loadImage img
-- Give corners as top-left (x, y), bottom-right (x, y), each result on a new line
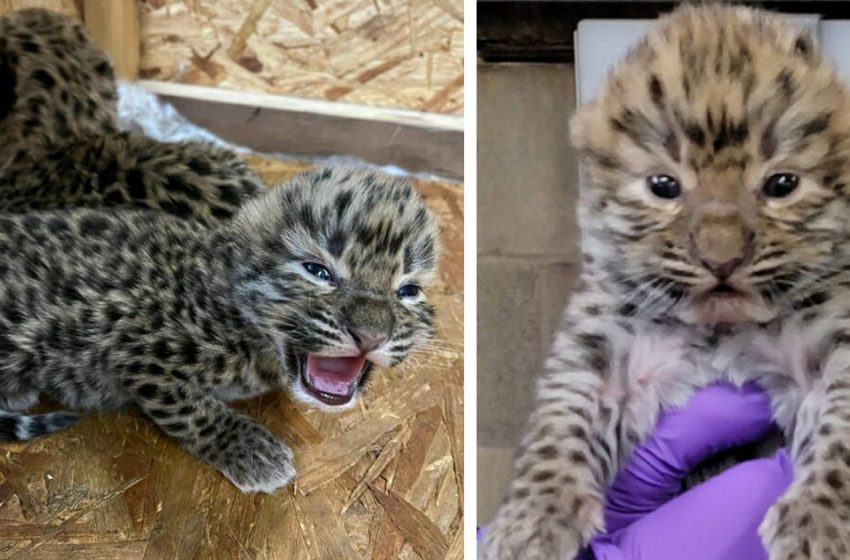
top-left (690, 217), bottom-right (755, 280)
top-left (348, 326), bottom-right (388, 352)
top-left (700, 256), bottom-right (744, 280)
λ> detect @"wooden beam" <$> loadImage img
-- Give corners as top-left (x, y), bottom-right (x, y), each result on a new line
top-left (82, 0), bottom-right (139, 79)
top-left (137, 81), bottom-right (464, 181)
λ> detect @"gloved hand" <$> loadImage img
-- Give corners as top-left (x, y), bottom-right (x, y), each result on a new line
top-left (589, 382), bottom-right (794, 560)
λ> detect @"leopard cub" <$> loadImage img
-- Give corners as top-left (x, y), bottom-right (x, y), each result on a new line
top-left (0, 168), bottom-right (439, 492)
top-left (484, 5), bottom-right (850, 560)
top-left (0, 8), bottom-right (264, 224)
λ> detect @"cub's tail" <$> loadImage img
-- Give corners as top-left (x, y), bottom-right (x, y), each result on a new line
top-left (0, 410), bottom-right (79, 441)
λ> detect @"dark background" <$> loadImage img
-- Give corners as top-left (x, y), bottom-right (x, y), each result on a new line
top-left (479, 1), bottom-right (850, 62)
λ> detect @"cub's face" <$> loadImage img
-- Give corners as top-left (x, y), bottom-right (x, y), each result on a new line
top-left (572, 5), bottom-right (850, 325)
top-left (233, 168), bottom-right (439, 410)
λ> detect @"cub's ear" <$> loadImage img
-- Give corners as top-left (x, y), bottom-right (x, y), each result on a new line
top-left (568, 110), bottom-right (590, 151)
top-left (0, 51), bottom-right (17, 122)
top-left (792, 31), bottom-right (815, 61)
top-left (568, 107), bottom-right (624, 174)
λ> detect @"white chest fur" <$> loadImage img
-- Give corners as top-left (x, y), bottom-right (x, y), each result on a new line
top-left (601, 312), bottom-right (845, 445)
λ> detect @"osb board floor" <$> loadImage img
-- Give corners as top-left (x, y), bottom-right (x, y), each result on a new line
top-left (0, 156), bottom-right (464, 560)
top-left (139, 0), bottom-right (464, 114)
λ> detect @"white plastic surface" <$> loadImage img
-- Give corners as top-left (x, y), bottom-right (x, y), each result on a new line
top-left (819, 22), bottom-right (850, 86)
top-left (575, 15), bottom-right (824, 104)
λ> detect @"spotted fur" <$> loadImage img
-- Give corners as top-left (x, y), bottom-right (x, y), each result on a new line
top-left (482, 6), bottom-right (850, 559)
top-left (0, 8), bottom-right (263, 224)
top-left (0, 168), bottom-right (439, 492)
top-left (0, 9), bottom-right (118, 152)
top-left (0, 132), bottom-right (264, 226)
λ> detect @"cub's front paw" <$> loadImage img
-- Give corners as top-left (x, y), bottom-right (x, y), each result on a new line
top-left (479, 494), bottom-right (602, 560)
top-left (208, 418), bottom-right (296, 493)
top-left (761, 489), bottom-right (850, 560)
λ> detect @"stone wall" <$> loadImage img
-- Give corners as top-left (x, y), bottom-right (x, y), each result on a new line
top-left (477, 62), bottom-right (581, 521)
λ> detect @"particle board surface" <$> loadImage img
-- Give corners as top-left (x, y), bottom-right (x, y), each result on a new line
top-left (0, 0), bottom-right (78, 18)
top-left (0, 156), bottom-right (464, 560)
top-left (139, 0), bottom-right (464, 114)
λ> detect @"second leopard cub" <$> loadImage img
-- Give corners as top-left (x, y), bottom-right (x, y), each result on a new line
top-left (0, 168), bottom-right (439, 492)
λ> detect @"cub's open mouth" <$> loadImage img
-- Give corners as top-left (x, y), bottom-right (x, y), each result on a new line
top-left (300, 354), bottom-right (367, 406)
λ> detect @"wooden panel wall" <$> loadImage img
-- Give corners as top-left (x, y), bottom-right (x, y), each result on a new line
top-left (83, 0), bottom-right (140, 79)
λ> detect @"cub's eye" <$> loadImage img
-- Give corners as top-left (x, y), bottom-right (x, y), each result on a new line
top-left (303, 262), bottom-right (332, 282)
top-left (762, 173), bottom-right (800, 198)
top-left (397, 285), bottom-right (421, 299)
top-left (647, 175), bottom-right (681, 199)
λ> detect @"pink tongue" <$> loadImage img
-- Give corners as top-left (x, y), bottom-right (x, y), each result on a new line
top-left (306, 354), bottom-right (366, 396)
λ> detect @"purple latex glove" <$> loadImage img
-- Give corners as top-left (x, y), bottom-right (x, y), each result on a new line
top-left (590, 382), bottom-right (794, 560)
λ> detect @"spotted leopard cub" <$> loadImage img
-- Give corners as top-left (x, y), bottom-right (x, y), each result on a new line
top-left (0, 168), bottom-right (439, 492)
top-left (483, 6), bottom-right (850, 560)
top-left (0, 8), bottom-right (263, 225)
